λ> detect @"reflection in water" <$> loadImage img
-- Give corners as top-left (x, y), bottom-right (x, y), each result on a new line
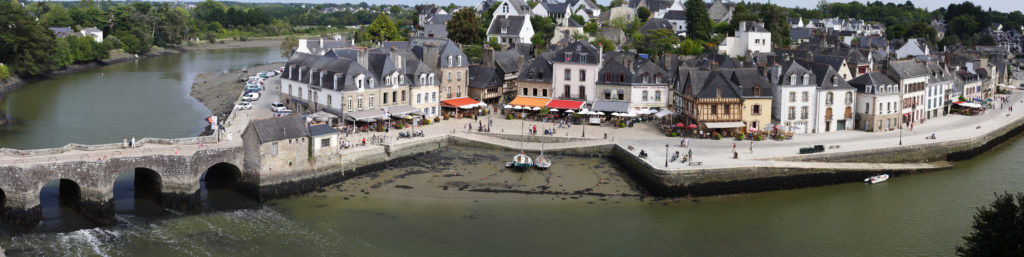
top-left (113, 169), bottom-right (167, 220)
top-left (36, 179), bottom-right (93, 233)
top-left (201, 164), bottom-right (258, 212)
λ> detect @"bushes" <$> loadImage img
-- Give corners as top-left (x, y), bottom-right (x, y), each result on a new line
top-left (434, 116), bottom-right (441, 122)
top-left (736, 134), bottom-right (745, 140)
top-left (508, 113), bottom-right (514, 120)
top-left (714, 134), bottom-right (722, 140)
top-left (670, 132), bottom-right (678, 137)
top-left (0, 64), bottom-right (9, 80)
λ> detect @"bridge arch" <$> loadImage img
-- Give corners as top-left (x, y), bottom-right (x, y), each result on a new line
top-left (113, 168), bottom-right (164, 217)
top-left (201, 162), bottom-right (257, 211)
top-left (38, 178), bottom-right (90, 231)
top-left (1, 187), bottom-right (5, 219)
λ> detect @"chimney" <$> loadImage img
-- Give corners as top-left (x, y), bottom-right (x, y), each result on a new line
top-left (299, 38), bottom-right (308, 52)
top-left (598, 42), bottom-right (604, 65)
top-left (357, 47), bottom-right (369, 68)
top-left (482, 46), bottom-right (495, 67)
top-left (425, 43), bottom-right (440, 70)
top-left (662, 53), bottom-right (675, 71)
top-left (319, 38), bottom-right (324, 49)
top-left (739, 22), bottom-right (746, 32)
top-left (390, 46), bottom-right (403, 70)
top-left (517, 55), bottom-right (525, 71)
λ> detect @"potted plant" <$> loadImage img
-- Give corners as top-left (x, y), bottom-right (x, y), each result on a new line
top-left (670, 132), bottom-right (678, 137)
top-left (508, 113), bottom-right (514, 120)
top-left (736, 134), bottom-right (745, 141)
top-left (715, 134), bottom-right (722, 140)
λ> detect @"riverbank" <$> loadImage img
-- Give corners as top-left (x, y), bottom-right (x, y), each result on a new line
top-left (190, 62), bottom-right (284, 130)
top-left (0, 39), bottom-right (282, 126)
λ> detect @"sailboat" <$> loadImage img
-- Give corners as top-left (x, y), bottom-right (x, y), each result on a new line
top-left (511, 114), bottom-right (533, 169)
top-left (534, 143), bottom-right (551, 169)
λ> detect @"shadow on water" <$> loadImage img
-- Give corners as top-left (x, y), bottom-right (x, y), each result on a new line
top-left (35, 179), bottom-right (94, 233)
top-left (113, 168), bottom-right (169, 221)
top-left (201, 163), bottom-right (258, 212)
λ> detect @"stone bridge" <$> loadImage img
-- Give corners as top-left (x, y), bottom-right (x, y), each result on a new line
top-left (0, 135), bottom-right (255, 227)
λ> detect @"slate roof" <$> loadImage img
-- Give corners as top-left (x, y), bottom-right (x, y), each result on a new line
top-left (598, 52), bottom-right (633, 85)
top-left (540, 2), bottom-right (569, 15)
top-left (49, 27), bottom-right (72, 38)
top-left (590, 100), bottom-right (630, 113)
top-left (694, 71), bottom-right (741, 98)
top-left (848, 72), bottom-right (897, 95)
top-left (724, 69), bottom-right (773, 97)
top-left (438, 39), bottom-right (468, 68)
top-left (640, 18), bottom-right (674, 34)
top-left (468, 65), bottom-right (502, 89)
top-left (805, 62), bottom-right (854, 91)
top-left (739, 21), bottom-right (768, 32)
top-left (489, 15), bottom-right (527, 36)
top-left (285, 52), bottom-right (373, 92)
top-left (552, 41), bottom-right (600, 64)
top-left (493, 49), bottom-right (522, 75)
top-left (308, 124), bottom-right (340, 137)
top-left (518, 53), bottom-right (554, 83)
top-left (249, 115), bottom-right (309, 144)
top-left (663, 10), bottom-right (686, 20)
top-left (790, 28), bottom-right (813, 42)
top-left (811, 55), bottom-right (847, 71)
top-left (888, 60), bottom-right (929, 78)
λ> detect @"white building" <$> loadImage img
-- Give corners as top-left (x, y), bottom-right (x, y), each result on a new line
top-left (924, 61), bottom-right (955, 119)
top-left (894, 38), bottom-right (930, 59)
top-left (806, 63), bottom-right (856, 132)
top-left (719, 22), bottom-right (772, 58)
top-left (79, 27), bottom-right (103, 42)
top-left (885, 60), bottom-right (929, 126)
top-left (769, 61), bottom-right (817, 134)
top-left (551, 41), bottom-right (602, 103)
top-left (849, 72), bottom-right (902, 132)
top-left (487, 15), bottom-right (535, 47)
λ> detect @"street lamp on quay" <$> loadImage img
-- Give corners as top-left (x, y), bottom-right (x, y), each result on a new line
top-left (665, 144), bottom-right (669, 167)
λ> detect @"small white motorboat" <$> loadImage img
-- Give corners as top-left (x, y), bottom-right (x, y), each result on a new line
top-left (864, 174), bottom-right (890, 184)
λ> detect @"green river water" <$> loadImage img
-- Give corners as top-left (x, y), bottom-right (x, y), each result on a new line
top-left (1, 47), bottom-right (1023, 256)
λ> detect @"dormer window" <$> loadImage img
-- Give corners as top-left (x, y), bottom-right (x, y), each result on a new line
top-left (619, 73), bottom-right (625, 82)
top-left (420, 74), bottom-right (426, 85)
top-left (642, 73), bottom-right (649, 83)
top-left (502, 27), bottom-right (508, 33)
top-left (753, 85), bottom-right (761, 96)
top-left (448, 56), bottom-right (453, 66)
top-left (399, 75), bottom-right (405, 84)
top-left (580, 53), bottom-right (588, 63)
top-left (429, 73), bottom-right (436, 84)
top-left (369, 78), bottom-right (375, 88)
top-left (564, 53), bottom-right (571, 62)
top-left (458, 56), bottom-right (462, 66)
top-left (803, 74), bottom-right (810, 85)
top-left (655, 73), bottom-right (662, 83)
top-left (790, 74), bottom-right (797, 85)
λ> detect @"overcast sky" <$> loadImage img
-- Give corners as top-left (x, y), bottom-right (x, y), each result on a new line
top-left (287, 0), bottom-right (1023, 13)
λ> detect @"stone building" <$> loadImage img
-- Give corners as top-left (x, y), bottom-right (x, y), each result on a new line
top-left (725, 69), bottom-right (773, 132)
top-left (517, 52), bottom-right (554, 98)
top-left (242, 115), bottom-right (311, 180)
top-left (308, 124), bottom-right (340, 158)
top-left (849, 72), bottom-right (901, 131)
top-left (467, 64), bottom-right (504, 105)
top-left (413, 39), bottom-right (469, 101)
top-left (806, 62), bottom-right (856, 132)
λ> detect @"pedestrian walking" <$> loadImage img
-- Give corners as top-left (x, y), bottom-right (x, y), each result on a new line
top-left (749, 141), bottom-right (753, 154)
top-left (123, 137), bottom-right (128, 149)
top-left (732, 143), bottom-right (736, 153)
top-left (131, 137), bottom-right (136, 149)
top-left (688, 149), bottom-right (693, 160)
top-left (489, 117), bottom-right (493, 128)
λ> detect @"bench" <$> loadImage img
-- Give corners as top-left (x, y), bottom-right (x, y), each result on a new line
top-left (688, 161), bottom-right (703, 166)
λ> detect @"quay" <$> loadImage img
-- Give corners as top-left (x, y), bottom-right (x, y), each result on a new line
top-left (1, 76), bottom-right (1023, 228)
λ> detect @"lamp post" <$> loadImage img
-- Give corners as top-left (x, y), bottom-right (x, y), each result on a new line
top-left (665, 144), bottom-right (669, 167)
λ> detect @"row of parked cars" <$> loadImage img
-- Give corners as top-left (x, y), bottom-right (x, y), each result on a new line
top-left (234, 68), bottom-right (281, 111)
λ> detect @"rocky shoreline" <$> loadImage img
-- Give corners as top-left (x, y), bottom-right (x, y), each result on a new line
top-left (189, 62), bottom-right (284, 136)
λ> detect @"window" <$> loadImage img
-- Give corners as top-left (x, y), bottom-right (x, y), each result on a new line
top-left (357, 95), bottom-right (363, 109)
top-left (523, 88), bottom-right (528, 95)
top-left (711, 105), bottom-right (718, 114)
top-left (369, 78), bottom-right (375, 88)
top-left (400, 75), bottom-right (405, 84)
top-left (642, 73), bottom-right (649, 83)
top-left (579, 86), bottom-right (585, 99)
top-left (565, 69), bottom-right (571, 81)
top-left (321, 138), bottom-right (330, 147)
top-left (579, 70), bottom-right (586, 81)
top-left (420, 75), bottom-right (426, 85)
top-left (271, 142), bottom-right (278, 156)
top-left (605, 72), bottom-right (611, 81)
top-left (826, 92), bottom-right (834, 104)
top-left (384, 93), bottom-right (389, 104)
top-left (448, 72), bottom-right (452, 82)
top-left (458, 56), bottom-right (462, 66)
top-left (753, 104), bottom-right (761, 115)
top-left (801, 92), bottom-right (809, 102)
top-left (288, 84), bottom-right (293, 95)
top-left (801, 106), bottom-right (808, 119)
top-left (448, 56), bottom-right (453, 66)
top-left (655, 91), bottom-right (661, 101)
top-left (845, 106), bottom-right (852, 119)
top-left (753, 85), bottom-right (761, 96)
top-left (845, 92), bottom-right (853, 104)
top-left (369, 94), bottom-right (374, 108)
top-left (790, 74), bottom-right (797, 85)
top-left (457, 72), bottom-right (461, 81)
top-left (655, 73), bottom-right (662, 83)
top-left (605, 90), bottom-right (611, 99)
top-left (803, 74), bottom-right (810, 85)
top-left (432, 92), bottom-right (436, 102)
top-left (564, 85), bottom-right (571, 98)
top-left (533, 88), bottom-right (538, 96)
top-left (347, 96), bottom-right (353, 110)
top-left (417, 93), bottom-right (422, 104)
top-left (724, 105), bottom-right (730, 115)
top-left (619, 73), bottom-right (625, 82)
top-left (825, 107), bottom-right (833, 120)
top-left (542, 89), bottom-right (548, 97)
top-left (865, 103), bottom-right (870, 114)
top-left (788, 107), bottom-right (796, 120)
top-left (327, 95), bottom-right (333, 108)
top-left (789, 92), bottom-right (796, 102)
top-left (642, 90), bottom-right (649, 101)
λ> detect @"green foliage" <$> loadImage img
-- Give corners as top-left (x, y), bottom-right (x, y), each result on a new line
top-left (678, 39), bottom-right (705, 55)
top-left (0, 1), bottom-right (58, 76)
top-left (531, 16), bottom-right (556, 52)
top-left (594, 36), bottom-right (615, 52)
top-left (637, 7), bottom-right (651, 22)
top-left (487, 36), bottom-right (502, 50)
top-left (949, 15), bottom-right (980, 42)
top-left (462, 45), bottom-right (482, 64)
top-left (736, 134), bottom-right (744, 140)
top-left (975, 34), bottom-right (996, 46)
top-left (280, 35), bottom-right (298, 58)
top-left (119, 32), bottom-right (151, 55)
top-left (956, 192), bottom-right (1024, 256)
top-left (570, 15), bottom-right (586, 27)
top-left (684, 0), bottom-right (712, 41)
top-left (636, 29), bottom-right (680, 56)
top-left (0, 64), bottom-right (10, 80)
top-left (760, 4), bottom-right (792, 47)
top-left (584, 22), bottom-right (598, 35)
top-left (540, 107), bottom-right (549, 115)
top-left (729, 3), bottom-right (758, 33)
top-left (712, 22), bottom-right (732, 36)
top-left (609, 0), bottom-right (626, 7)
top-left (41, 3), bottom-right (75, 27)
top-left (365, 13), bottom-right (400, 42)
top-left (447, 7), bottom-right (481, 45)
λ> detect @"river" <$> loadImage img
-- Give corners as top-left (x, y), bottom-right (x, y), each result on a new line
top-left (0, 46), bottom-right (284, 149)
top-left (2, 141), bottom-right (1023, 256)
top-left (2, 46), bottom-right (1023, 256)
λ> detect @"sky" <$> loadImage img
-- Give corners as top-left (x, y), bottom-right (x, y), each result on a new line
top-left (246, 0), bottom-right (1023, 13)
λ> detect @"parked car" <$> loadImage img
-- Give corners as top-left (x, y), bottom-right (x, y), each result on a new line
top-left (245, 83), bottom-right (262, 91)
top-left (234, 102), bottom-right (253, 110)
top-left (242, 92), bottom-right (260, 101)
top-left (274, 109), bottom-right (293, 116)
top-left (271, 102), bottom-right (287, 112)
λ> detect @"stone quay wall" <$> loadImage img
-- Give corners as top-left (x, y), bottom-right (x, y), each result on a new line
top-left (0, 135), bottom-right (219, 157)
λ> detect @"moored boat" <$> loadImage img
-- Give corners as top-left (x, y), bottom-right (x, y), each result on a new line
top-left (534, 154), bottom-right (551, 169)
top-left (864, 174), bottom-right (890, 184)
top-left (513, 151), bottom-right (533, 169)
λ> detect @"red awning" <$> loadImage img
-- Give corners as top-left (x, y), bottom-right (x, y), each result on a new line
top-left (546, 99), bottom-right (585, 110)
top-left (440, 97), bottom-right (482, 108)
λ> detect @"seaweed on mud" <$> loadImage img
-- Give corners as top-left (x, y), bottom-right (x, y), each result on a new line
top-left (314, 204), bottom-right (328, 208)
top-left (395, 185), bottom-right (413, 189)
top-left (536, 185), bottom-right (550, 190)
top-left (394, 169), bottom-right (429, 179)
top-left (459, 185), bottom-right (471, 191)
top-left (441, 185), bottom-right (449, 190)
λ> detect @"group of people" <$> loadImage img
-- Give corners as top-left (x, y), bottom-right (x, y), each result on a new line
top-left (122, 137), bottom-right (137, 149)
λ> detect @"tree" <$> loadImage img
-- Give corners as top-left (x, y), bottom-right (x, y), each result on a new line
top-left (41, 4), bottom-right (75, 28)
top-left (366, 13), bottom-right (400, 42)
top-left (760, 4), bottom-right (792, 47)
top-left (280, 35), bottom-right (298, 58)
top-left (678, 39), bottom-right (704, 55)
top-left (684, 0), bottom-right (712, 41)
top-left (638, 28), bottom-right (680, 56)
top-left (637, 7), bottom-right (651, 22)
top-left (0, 1), bottom-right (59, 75)
top-left (447, 7), bottom-right (481, 45)
top-left (956, 192), bottom-right (1024, 256)
top-left (948, 14), bottom-right (980, 40)
top-left (583, 21), bottom-right (598, 34)
top-left (531, 16), bottom-right (556, 51)
top-left (594, 36), bottom-right (615, 52)
top-left (609, 0), bottom-right (626, 7)
top-left (0, 64), bottom-right (9, 80)
top-left (975, 34), bottom-right (996, 46)
top-left (570, 14), bottom-right (586, 26)
top-left (487, 36), bottom-right (502, 50)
